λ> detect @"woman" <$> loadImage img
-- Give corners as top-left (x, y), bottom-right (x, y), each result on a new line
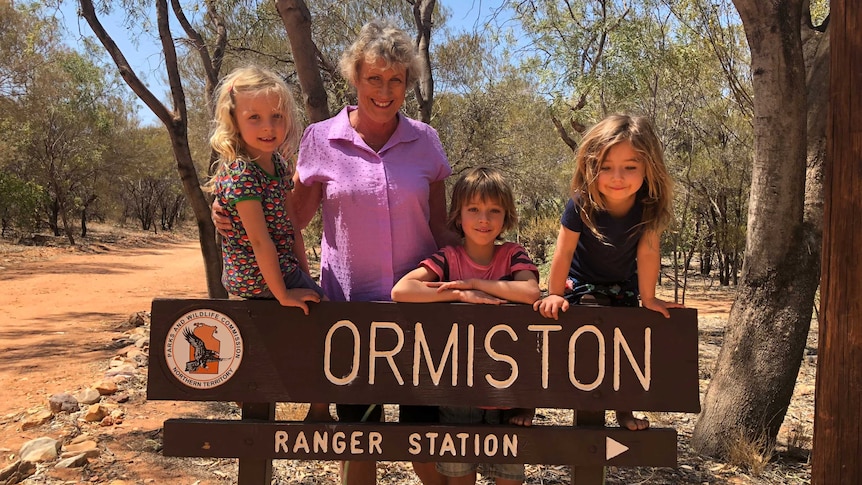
top-left (215, 19), bottom-right (455, 485)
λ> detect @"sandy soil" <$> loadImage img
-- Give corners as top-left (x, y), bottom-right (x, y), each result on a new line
top-left (0, 229), bottom-right (218, 483)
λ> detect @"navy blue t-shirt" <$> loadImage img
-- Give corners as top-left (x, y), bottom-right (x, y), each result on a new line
top-left (561, 196), bottom-right (644, 287)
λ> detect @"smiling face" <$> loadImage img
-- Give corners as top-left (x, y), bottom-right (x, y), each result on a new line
top-left (353, 57), bottom-right (407, 126)
top-left (233, 90), bottom-right (288, 162)
top-left (459, 195), bottom-right (507, 249)
top-left (596, 140), bottom-right (646, 213)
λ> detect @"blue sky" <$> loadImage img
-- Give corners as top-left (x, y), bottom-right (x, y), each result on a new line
top-left (58, 1), bottom-right (503, 127)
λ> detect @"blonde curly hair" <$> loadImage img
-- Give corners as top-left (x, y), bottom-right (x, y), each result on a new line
top-left (205, 65), bottom-right (301, 191)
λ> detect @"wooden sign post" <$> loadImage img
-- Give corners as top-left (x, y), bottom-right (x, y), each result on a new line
top-left (147, 299), bottom-right (700, 484)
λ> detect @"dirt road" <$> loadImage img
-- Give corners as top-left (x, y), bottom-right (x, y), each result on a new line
top-left (0, 237), bottom-right (208, 453)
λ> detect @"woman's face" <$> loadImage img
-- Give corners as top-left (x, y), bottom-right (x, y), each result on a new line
top-left (354, 57), bottom-right (407, 125)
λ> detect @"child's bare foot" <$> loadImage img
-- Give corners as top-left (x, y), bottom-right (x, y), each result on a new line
top-left (615, 410), bottom-right (649, 430)
top-left (305, 403), bottom-right (334, 422)
top-left (507, 408), bottom-right (534, 427)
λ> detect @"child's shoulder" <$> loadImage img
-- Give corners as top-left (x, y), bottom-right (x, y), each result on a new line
top-left (495, 241), bottom-right (533, 260)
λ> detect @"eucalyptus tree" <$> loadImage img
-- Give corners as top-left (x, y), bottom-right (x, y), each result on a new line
top-left (78, 0), bottom-right (230, 297)
top-left (691, 0), bottom-right (828, 457)
top-left (7, 48), bottom-right (126, 244)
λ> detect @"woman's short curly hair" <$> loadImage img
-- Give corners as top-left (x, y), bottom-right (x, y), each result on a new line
top-left (339, 19), bottom-right (422, 87)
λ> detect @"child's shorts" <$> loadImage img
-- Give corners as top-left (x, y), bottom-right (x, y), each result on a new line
top-left (564, 277), bottom-right (638, 307)
top-left (249, 268), bottom-right (324, 299)
top-left (435, 406), bottom-right (526, 481)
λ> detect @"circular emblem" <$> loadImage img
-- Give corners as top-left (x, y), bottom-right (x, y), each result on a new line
top-left (164, 309), bottom-right (243, 389)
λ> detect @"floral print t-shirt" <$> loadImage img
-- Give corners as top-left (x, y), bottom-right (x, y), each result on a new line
top-left (215, 155), bottom-right (298, 298)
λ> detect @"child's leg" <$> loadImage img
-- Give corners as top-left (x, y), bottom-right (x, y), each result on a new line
top-left (615, 410), bottom-right (649, 430)
top-left (446, 472), bottom-right (477, 485)
top-left (495, 479), bottom-right (523, 485)
top-left (305, 402), bottom-right (334, 421)
top-left (488, 463), bottom-right (524, 485)
top-left (506, 408), bottom-right (534, 427)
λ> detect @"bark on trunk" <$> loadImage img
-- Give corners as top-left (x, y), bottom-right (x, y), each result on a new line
top-left (692, 0), bottom-right (824, 457)
top-left (411, 0), bottom-right (436, 123)
top-left (275, 0), bottom-right (331, 123)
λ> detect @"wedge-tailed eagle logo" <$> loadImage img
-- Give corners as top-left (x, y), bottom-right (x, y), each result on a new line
top-left (165, 310), bottom-right (243, 389)
top-left (183, 325), bottom-right (225, 372)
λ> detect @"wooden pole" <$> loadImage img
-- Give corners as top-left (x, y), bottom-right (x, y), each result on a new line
top-left (571, 410), bottom-right (606, 485)
top-left (238, 402), bottom-right (275, 484)
top-left (811, 0), bottom-right (862, 482)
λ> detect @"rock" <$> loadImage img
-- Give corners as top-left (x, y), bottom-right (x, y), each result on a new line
top-left (20, 436), bottom-right (61, 462)
top-left (135, 336), bottom-right (149, 349)
top-left (100, 416), bottom-right (115, 426)
top-left (74, 388), bottom-right (102, 405)
top-left (69, 434), bottom-right (91, 445)
top-left (110, 393), bottom-right (130, 404)
top-left (127, 311), bottom-right (148, 327)
top-left (83, 404), bottom-right (108, 422)
top-left (55, 453), bottom-right (88, 468)
top-left (0, 460), bottom-right (36, 483)
top-left (94, 380), bottom-right (118, 396)
top-left (21, 409), bottom-right (53, 430)
top-left (63, 439), bottom-right (98, 458)
top-left (127, 348), bottom-right (149, 367)
top-left (105, 363), bottom-right (137, 378)
top-left (48, 393), bottom-right (79, 413)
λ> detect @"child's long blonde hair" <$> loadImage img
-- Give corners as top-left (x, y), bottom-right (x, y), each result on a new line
top-left (447, 166), bottom-right (518, 239)
top-left (571, 114), bottom-right (674, 238)
top-left (205, 66), bottom-right (302, 190)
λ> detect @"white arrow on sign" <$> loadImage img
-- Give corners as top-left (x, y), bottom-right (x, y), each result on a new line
top-left (606, 437), bottom-right (630, 460)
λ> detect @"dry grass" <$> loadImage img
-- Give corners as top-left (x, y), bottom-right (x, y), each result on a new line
top-left (726, 429), bottom-right (775, 476)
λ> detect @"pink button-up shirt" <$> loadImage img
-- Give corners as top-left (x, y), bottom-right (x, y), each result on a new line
top-left (297, 106), bottom-right (451, 302)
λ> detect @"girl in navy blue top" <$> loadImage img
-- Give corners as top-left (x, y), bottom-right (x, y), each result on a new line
top-left (534, 114), bottom-right (683, 431)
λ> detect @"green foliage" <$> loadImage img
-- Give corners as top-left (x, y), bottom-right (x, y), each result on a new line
top-left (0, 3), bottom-right (144, 242)
top-left (503, 0), bottom-right (754, 285)
top-left (0, 171), bottom-right (46, 236)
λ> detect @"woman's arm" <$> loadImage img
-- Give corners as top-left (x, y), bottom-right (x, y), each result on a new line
top-left (428, 180), bottom-right (461, 248)
top-left (533, 226), bottom-right (580, 319)
top-left (637, 229), bottom-right (682, 318)
top-left (290, 171), bottom-right (323, 231)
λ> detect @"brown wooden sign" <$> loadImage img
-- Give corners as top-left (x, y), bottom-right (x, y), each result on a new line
top-left (162, 420), bottom-right (678, 467)
top-left (147, 299), bottom-right (699, 413)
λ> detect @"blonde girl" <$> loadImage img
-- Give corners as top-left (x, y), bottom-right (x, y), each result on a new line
top-left (206, 65), bottom-right (329, 421)
top-left (533, 114), bottom-right (683, 430)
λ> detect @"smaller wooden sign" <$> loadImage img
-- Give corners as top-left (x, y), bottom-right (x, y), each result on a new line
top-left (162, 420), bottom-right (678, 467)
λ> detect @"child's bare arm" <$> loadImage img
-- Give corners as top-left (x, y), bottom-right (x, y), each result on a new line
top-left (236, 200), bottom-right (320, 314)
top-left (534, 226), bottom-right (580, 319)
top-left (637, 230), bottom-right (683, 318)
top-left (392, 267), bottom-right (507, 304)
top-left (435, 270), bottom-right (540, 304)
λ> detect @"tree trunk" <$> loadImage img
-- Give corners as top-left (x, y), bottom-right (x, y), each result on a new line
top-left (692, 1), bottom-right (825, 457)
top-left (79, 0), bottom-right (227, 298)
top-left (275, 0), bottom-right (331, 123)
top-left (411, 0), bottom-right (436, 123)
